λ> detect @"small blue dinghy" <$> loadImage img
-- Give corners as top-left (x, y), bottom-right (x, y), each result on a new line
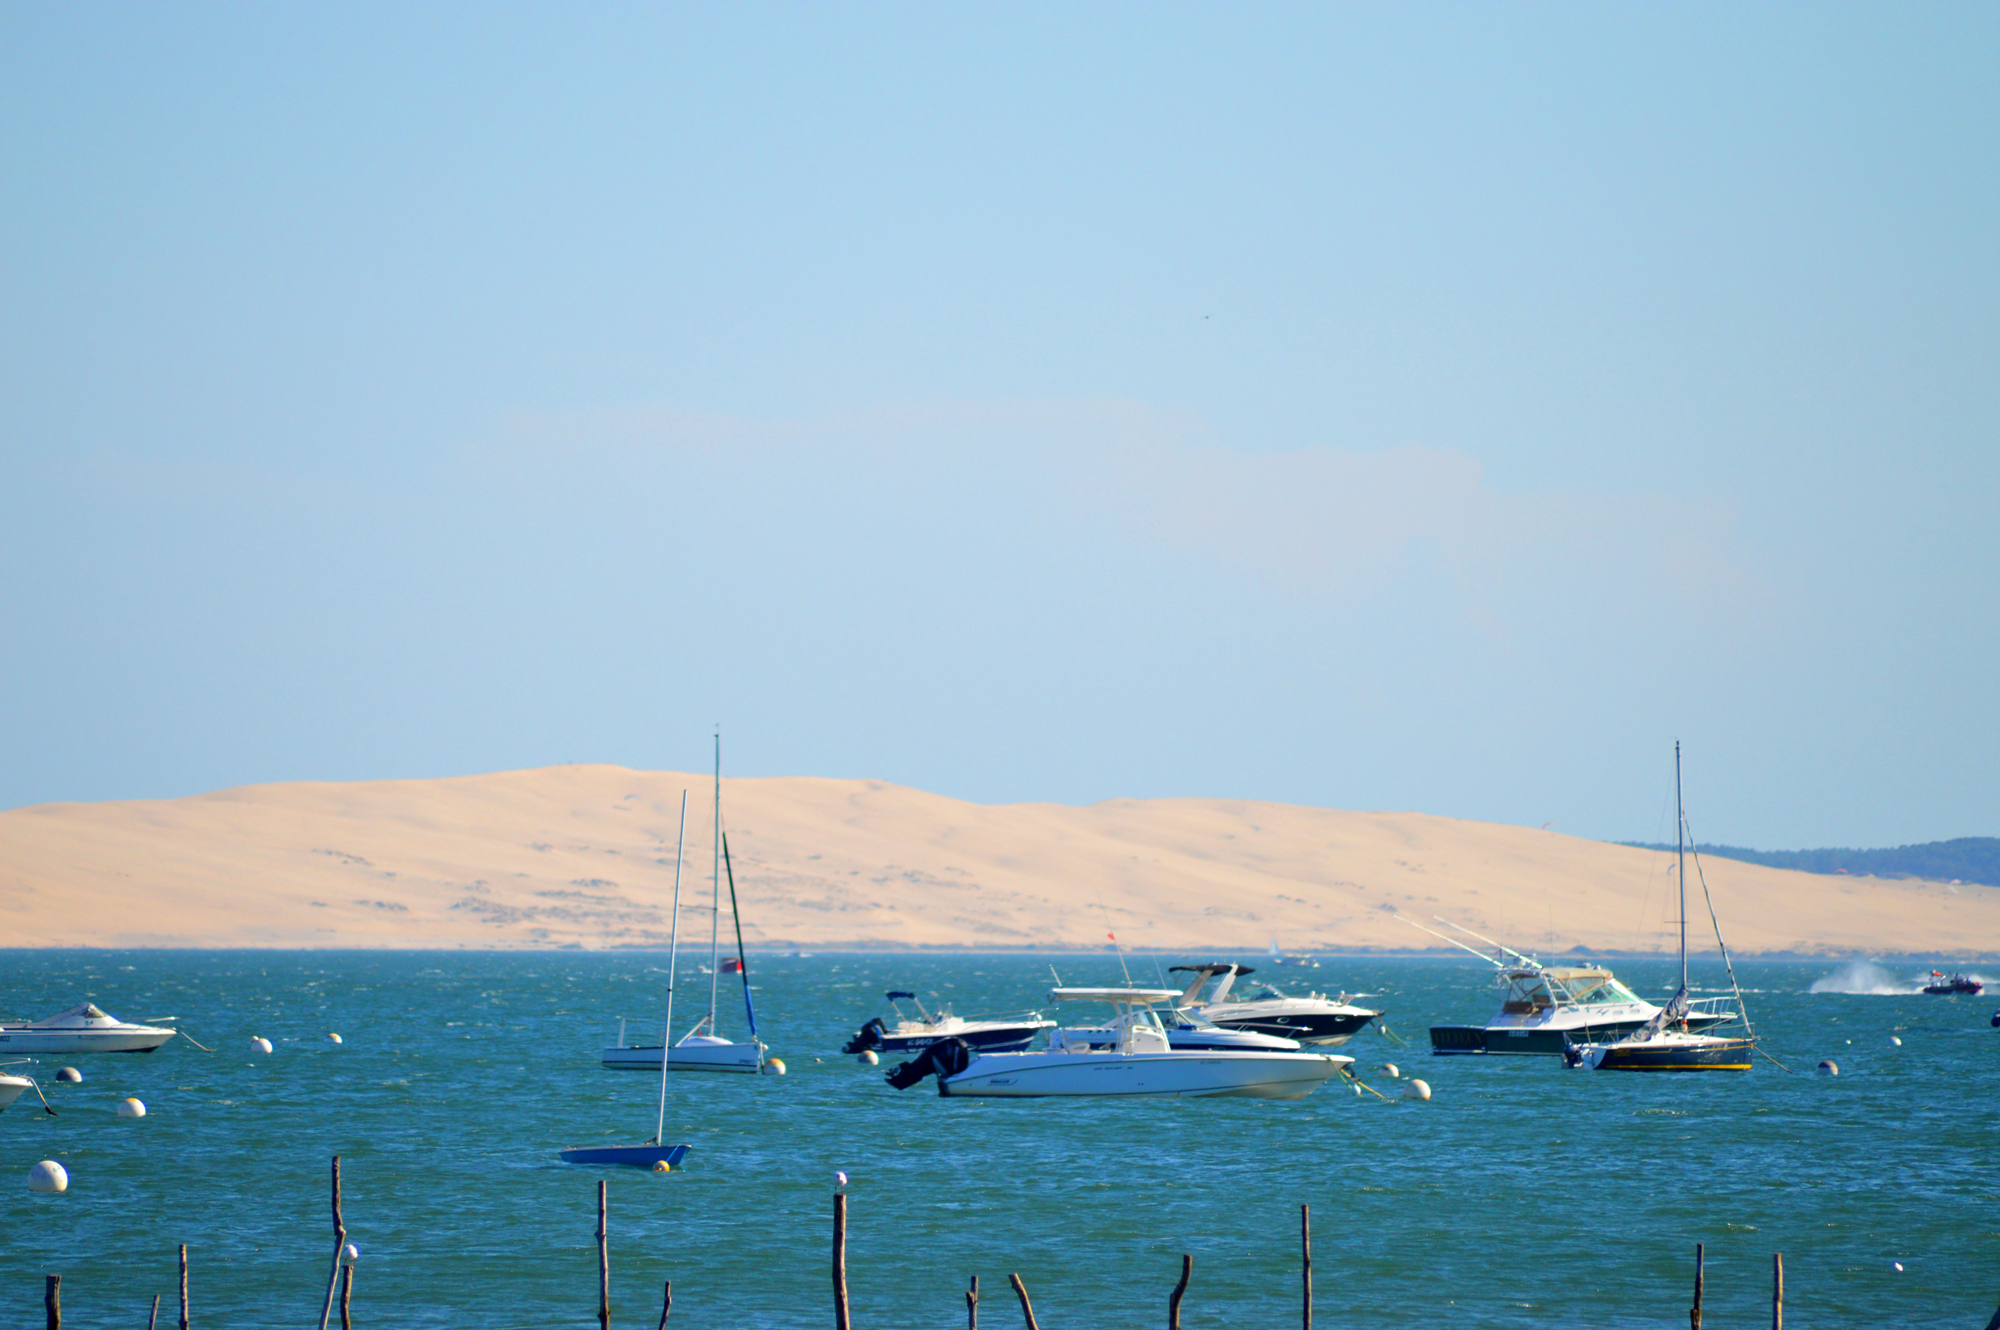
top-left (561, 789), bottom-right (694, 1171)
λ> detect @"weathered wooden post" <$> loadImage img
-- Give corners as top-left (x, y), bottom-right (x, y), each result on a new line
top-left (1301, 1203), bottom-right (1312, 1330)
top-left (178, 1244), bottom-right (189, 1330)
top-left (1772, 1252), bottom-right (1784, 1330)
top-left (149, 1293), bottom-right (161, 1330)
top-left (43, 1273), bottom-right (59, 1330)
top-left (967, 1275), bottom-right (978, 1330)
top-left (1690, 1243), bottom-right (1704, 1330)
top-left (1169, 1254), bottom-right (1192, 1330)
top-left (598, 1180), bottom-right (611, 1330)
top-left (1008, 1273), bottom-right (1040, 1330)
top-left (339, 1264), bottom-right (354, 1330)
top-left (656, 1279), bottom-right (672, 1328)
top-left (833, 1192), bottom-right (851, 1330)
top-left (318, 1156), bottom-right (348, 1330)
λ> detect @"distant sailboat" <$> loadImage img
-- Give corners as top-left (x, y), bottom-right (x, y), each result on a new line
top-left (561, 791), bottom-right (695, 1169)
top-left (601, 737), bottom-right (767, 1074)
top-left (1565, 744), bottom-right (1758, 1072)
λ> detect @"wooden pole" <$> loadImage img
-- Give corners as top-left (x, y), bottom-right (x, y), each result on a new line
top-left (1301, 1203), bottom-right (1312, 1330)
top-left (43, 1274), bottom-right (59, 1330)
top-left (1772, 1252), bottom-right (1783, 1330)
top-left (318, 1157), bottom-right (348, 1330)
top-left (178, 1244), bottom-right (189, 1330)
top-left (1169, 1254), bottom-right (1192, 1330)
top-left (340, 1265), bottom-right (353, 1330)
top-left (598, 1180), bottom-right (611, 1330)
top-left (1690, 1243), bottom-right (1704, 1330)
top-left (833, 1193), bottom-right (850, 1330)
top-left (1008, 1273), bottom-right (1040, 1330)
top-left (656, 1279), bottom-right (672, 1329)
top-left (149, 1294), bottom-right (161, 1330)
top-left (967, 1275), bottom-right (978, 1330)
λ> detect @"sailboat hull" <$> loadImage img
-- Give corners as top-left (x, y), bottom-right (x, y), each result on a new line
top-left (1568, 1036), bottom-right (1756, 1071)
top-left (602, 1042), bottom-right (762, 1073)
top-left (559, 1142), bottom-right (693, 1169)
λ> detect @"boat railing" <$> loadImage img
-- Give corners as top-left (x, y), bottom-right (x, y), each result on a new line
top-left (1685, 995), bottom-right (1742, 1020)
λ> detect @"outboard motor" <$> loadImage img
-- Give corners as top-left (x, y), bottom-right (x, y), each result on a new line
top-left (843, 1017), bottom-right (888, 1055)
top-left (884, 1036), bottom-right (973, 1091)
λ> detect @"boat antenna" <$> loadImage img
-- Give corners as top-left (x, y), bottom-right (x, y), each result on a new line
top-left (1393, 914), bottom-right (1513, 969)
top-left (707, 731), bottom-right (723, 1039)
top-left (1431, 917), bottom-right (1543, 970)
top-left (656, 791), bottom-right (688, 1148)
top-left (1096, 894), bottom-right (1134, 988)
top-left (721, 823), bottom-right (760, 1048)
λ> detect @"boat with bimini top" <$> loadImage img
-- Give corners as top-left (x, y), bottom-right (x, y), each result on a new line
top-left (882, 987), bottom-right (1351, 1099)
top-left (1169, 963), bottom-right (1381, 1046)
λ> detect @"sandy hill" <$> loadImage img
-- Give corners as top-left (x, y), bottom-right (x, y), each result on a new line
top-left (0, 765), bottom-right (1992, 955)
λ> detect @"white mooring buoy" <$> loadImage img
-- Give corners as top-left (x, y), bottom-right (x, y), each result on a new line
top-left (858, 1050), bottom-right (879, 1066)
top-left (764, 1058), bottom-right (787, 1076)
top-left (28, 1161), bottom-right (68, 1194)
top-left (1889, 1035), bottom-right (1901, 1046)
top-left (1380, 1063), bottom-right (1400, 1079)
top-left (1818, 1059), bottom-right (1839, 1076)
top-left (55, 1067), bottom-right (81, 1083)
top-left (1403, 1078), bottom-right (1432, 1101)
top-left (328, 1032), bottom-right (343, 1044)
top-left (342, 1243), bottom-right (360, 1265)
top-left (1892, 1261), bottom-right (1904, 1273)
top-left (252, 1036), bottom-right (273, 1054)
top-left (116, 1098), bottom-right (146, 1119)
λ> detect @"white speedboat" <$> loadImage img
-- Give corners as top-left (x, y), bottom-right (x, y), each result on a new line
top-left (842, 991), bottom-right (1055, 1055)
top-left (0, 1074), bottom-right (30, 1112)
top-left (1169, 964), bottom-right (1382, 1046)
top-left (883, 988), bottom-right (1352, 1099)
top-left (0, 1003), bottom-right (177, 1055)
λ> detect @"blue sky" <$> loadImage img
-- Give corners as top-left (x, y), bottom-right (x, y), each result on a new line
top-left (3, 5), bottom-right (1994, 848)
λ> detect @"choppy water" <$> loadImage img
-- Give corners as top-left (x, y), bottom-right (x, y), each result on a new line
top-left (0, 950), bottom-right (1994, 1328)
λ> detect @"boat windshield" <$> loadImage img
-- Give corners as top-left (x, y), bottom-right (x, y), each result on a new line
top-left (1245, 986), bottom-right (1291, 1001)
top-left (1165, 1007), bottom-right (1225, 1030)
top-left (1568, 977), bottom-right (1642, 1005)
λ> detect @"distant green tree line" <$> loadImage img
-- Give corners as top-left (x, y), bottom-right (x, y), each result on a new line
top-left (1614, 837), bottom-right (2000, 887)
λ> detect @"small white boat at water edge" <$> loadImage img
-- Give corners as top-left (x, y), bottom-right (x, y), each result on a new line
top-left (885, 988), bottom-right (1352, 1099)
top-left (0, 1003), bottom-right (177, 1055)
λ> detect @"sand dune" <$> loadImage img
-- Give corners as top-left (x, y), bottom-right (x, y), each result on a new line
top-left (1, 764), bottom-right (1991, 955)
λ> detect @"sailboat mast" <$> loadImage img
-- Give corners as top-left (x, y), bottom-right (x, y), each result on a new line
top-left (657, 791), bottom-right (688, 1148)
top-left (1676, 741), bottom-right (1688, 1001)
top-left (708, 733), bottom-right (722, 1032)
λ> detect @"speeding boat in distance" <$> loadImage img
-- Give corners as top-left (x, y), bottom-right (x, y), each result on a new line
top-left (1923, 971), bottom-right (1983, 996)
top-left (882, 987), bottom-right (1351, 1099)
top-left (1405, 916), bottom-right (1733, 1056)
top-left (0, 1003), bottom-right (177, 1055)
top-left (842, 991), bottom-right (1054, 1055)
top-left (1169, 964), bottom-right (1381, 1046)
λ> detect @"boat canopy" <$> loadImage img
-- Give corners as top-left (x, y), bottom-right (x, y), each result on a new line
top-left (1048, 987), bottom-right (1179, 1006)
top-left (30, 1003), bottom-right (118, 1027)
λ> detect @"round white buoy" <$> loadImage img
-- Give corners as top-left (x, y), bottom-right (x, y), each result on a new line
top-left (652, 1160), bottom-right (671, 1174)
top-left (1380, 1063), bottom-right (1400, 1079)
top-left (1889, 1035), bottom-right (1902, 1046)
top-left (1818, 1059), bottom-right (1839, 1076)
top-left (836, 1170), bottom-right (849, 1188)
top-left (28, 1161), bottom-right (68, 1194)
top-left (1892, 1261), bottom-right (1904, 1273)
top-left (764, 1057), bottom-right (787, 1076)
top-left (1844, 1039), bottom-right (1851, 1045)
top-left (1403, 1078), bottom-right (1431, 1101)
top-left (116, 1098), bottom-right (146, 1119)
top-left (342, 1243), bottom-right (360, 1264)
top-left (328, 1032), bottom-right (343, 1044)
top-left (252, 1036), bottom-right (273, 1054)
top-left (55, 1067), bottom-right (82, 1083)
top-left (858, 1050), bottom-right (879, 1066)
top-left (1351, 1079), bottom-right (1362, 1096)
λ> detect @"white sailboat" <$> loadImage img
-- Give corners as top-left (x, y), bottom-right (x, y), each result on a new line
top-left (601, 737), bottom-right (767, 1074)
top-left (561, 791), bottom-right (694, 1169)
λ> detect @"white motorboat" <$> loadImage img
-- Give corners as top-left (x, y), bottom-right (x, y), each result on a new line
top-left (1169, 964), bottom-right (1382, 1046)
top-left (841, 991), bottom-right (1055, 1055)
top-left (1406, 913), bottom-right (1737, 1055)
top-left (0, 1003), bottom-right (177, 1055)
top-left (884, 988), bottom-right (1352, 1099)
top-left (0, 1074), bottom-right (30, 1113)
top-left (602, 738), bottom-right (768, 1075)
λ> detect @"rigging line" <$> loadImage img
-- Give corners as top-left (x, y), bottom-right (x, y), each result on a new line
top-left (720, 825), bottom-right (759, 1043)
top-left (1343, 1070), bottom-right (1393, 1102)
top-left (1684, 811), bottom-right (1755, 1041)
top-left (1755, 1044), bottom-right (1801, 1077)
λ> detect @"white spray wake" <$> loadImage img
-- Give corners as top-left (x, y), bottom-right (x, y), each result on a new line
top-left (1808, 961), bottom-right (1921, 995)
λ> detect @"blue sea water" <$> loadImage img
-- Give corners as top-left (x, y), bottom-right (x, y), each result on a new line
top-left (0, 950), bottom-right (1993, 1328)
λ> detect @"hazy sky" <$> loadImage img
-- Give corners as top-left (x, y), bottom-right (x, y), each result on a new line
top-left (4, 5), bottom-right (1995, 848)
